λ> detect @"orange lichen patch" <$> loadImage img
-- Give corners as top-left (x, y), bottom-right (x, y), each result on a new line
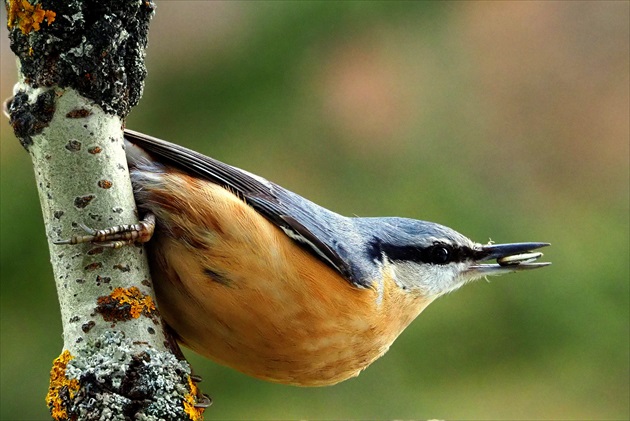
top-left (7, 0), bottom-right (56, 35)
top-left (45, 350), bottom-right (79, 420)
top-left (96, 287), bottom-right (156, 322)
top-left (183, 376), bottom-right (205, 421)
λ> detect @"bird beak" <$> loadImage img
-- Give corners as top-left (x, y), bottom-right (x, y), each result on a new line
top-left (467, 242), bottom-right (551, 276)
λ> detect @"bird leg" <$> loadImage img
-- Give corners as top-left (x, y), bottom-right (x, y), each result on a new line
top-left (54, 213), bottom-right (155, 248)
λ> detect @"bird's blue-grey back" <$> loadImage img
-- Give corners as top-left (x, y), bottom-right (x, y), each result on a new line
top-left (124, 130), bottom-right (378, 286)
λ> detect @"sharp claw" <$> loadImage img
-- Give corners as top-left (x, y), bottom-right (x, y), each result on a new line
top-left (78, 223), bottom-right (97, 235)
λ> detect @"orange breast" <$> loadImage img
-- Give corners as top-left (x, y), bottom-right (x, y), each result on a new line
top-left (142, 170), bottom-right (432, 385)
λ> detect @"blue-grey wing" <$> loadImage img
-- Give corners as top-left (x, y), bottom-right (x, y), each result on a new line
top-left (124, 129), bottom-right (369, 286)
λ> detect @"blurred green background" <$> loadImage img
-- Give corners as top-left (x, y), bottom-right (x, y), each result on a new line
top-left (1, 1), bottom-right (628, 419)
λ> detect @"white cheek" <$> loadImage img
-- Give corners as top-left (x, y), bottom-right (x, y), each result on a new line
top-left (393, 262), bottom-right (469, 298)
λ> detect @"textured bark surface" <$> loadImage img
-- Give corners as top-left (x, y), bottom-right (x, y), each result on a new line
top-left (4, 1), bottom-right (205, 419)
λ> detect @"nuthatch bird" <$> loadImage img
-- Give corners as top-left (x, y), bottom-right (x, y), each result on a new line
top-left (58, 129), bottom-right (550, 386)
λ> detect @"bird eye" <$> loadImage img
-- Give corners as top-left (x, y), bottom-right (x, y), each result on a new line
top-left (430, 245), bottom-right (451, 265)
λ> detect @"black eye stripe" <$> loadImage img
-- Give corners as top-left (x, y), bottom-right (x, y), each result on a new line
top-left (367, 239), bottom-right (475, 265)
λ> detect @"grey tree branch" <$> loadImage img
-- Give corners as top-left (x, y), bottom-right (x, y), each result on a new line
top-left (4, 1), bottom-right (206, 419)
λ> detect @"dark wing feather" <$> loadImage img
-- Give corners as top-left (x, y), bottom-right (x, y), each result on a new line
top-left (124, 129), bottom-right (362, 284)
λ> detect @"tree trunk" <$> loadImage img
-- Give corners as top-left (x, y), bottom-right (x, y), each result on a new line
top-left (4, 1), bottom-right (205, 419)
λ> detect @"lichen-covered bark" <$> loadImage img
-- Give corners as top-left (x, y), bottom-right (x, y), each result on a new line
top-left (4, 1), bottom-right (206, 419)
top-left (6, 0), bottom-right (151, 121)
